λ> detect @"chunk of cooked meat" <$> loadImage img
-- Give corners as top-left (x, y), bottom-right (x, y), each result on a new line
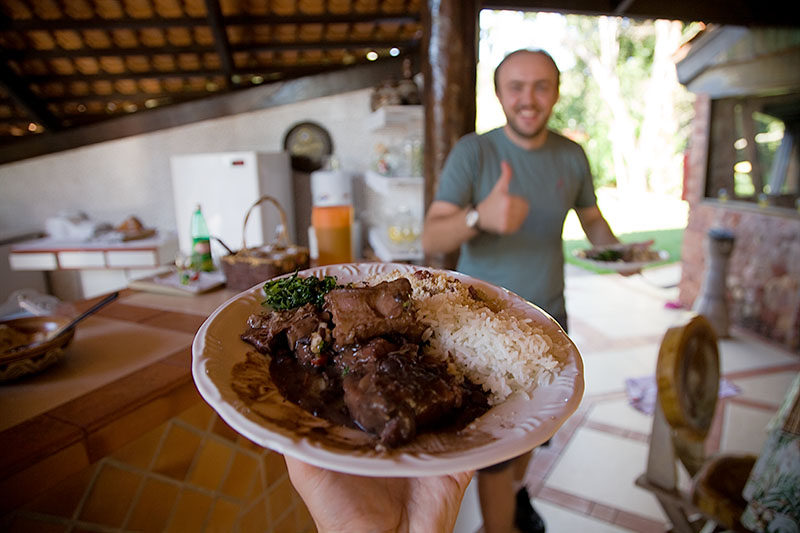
top-left (341, 344), bottom-right (467, 447)
top-left (241, 304), bottom-right (332, 367)
top-left (333, 337), bottom-right (401, 376)
top-left (324, 278), bottom-right (425, 345)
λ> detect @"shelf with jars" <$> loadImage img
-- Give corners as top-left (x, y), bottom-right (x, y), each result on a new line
top-left (363, 170), bottom-right (424, 263)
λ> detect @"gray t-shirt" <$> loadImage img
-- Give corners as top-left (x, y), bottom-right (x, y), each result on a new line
top-left (434, 127), bottom-right (597, 323)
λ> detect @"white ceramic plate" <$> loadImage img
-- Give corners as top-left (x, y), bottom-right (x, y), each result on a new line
top-left (572, 248), bottom-right (669, 273)
top-left (192, 263), bottom-right (584, 477)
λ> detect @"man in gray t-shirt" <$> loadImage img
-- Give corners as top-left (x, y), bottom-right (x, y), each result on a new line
top-left (434, 127), bottom-right (597, 327)
top-left (422, 49), bottom-right (624, 533)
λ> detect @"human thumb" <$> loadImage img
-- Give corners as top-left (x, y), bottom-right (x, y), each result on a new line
top-left (494, 161), bottom-right (513, 194)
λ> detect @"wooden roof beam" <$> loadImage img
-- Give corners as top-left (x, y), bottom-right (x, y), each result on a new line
top-left (0, 57), bottom-right (406, 164)
top-left (203, 0), bottom-right (234, 86)
top-left (0, 59), bottom-right (61, 131)
top-left (18, 57), bottom-right (410, 83)
top-left (0, 13), bottom-right (420, 32)
top-left (4, 40), bottom-right (418, 60)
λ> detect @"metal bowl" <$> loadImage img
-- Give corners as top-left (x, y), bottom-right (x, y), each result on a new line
top-left (0, 316), bottom-right (75, 382)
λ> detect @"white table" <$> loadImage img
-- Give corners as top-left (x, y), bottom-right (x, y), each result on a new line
top-left (9, 232), bottom-right (179, 299)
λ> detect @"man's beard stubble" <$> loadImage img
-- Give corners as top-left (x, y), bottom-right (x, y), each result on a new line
top-left (506, 109), bottom-right (551, 141)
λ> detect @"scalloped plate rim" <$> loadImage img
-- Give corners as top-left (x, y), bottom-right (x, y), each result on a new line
top-left (192, 262), bottom-right (584, 476)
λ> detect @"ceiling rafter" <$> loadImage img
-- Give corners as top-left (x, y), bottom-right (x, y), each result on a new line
top-left (203, 0), bottom-right (234, 86)
top-left (18, 63), bottom-right (365, 83)
top-left (0, 14), bottom-right (420, 32)
top-left (0, 58), bottom-right (61, 131)
top-left (4, 39), bottom-right (418, 60)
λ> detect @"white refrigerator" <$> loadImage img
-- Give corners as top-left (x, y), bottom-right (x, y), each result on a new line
top-left (170, 151), bottom-right (295, 263)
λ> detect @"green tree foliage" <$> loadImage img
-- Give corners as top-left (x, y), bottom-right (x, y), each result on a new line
top-left (479, 11), bottom-right (699, 193)
top-left (548, 15), bottom-right (698, 192)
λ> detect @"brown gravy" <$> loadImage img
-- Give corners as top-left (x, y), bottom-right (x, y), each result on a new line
top-left (268, 350), bottom-right (490, 440)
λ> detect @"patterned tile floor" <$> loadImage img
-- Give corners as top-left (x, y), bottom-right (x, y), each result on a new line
top-left (455, 264), bottom-right (800, 533)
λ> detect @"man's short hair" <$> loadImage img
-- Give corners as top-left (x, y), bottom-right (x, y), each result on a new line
top-left (493, 49), bottom-right (560, 92)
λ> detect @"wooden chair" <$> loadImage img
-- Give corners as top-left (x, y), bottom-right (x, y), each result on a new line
top-left (635, 314), bottom-right (757, 532)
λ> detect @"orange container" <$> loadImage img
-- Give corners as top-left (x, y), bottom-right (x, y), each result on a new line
top-left (312, 205), bottom-right (353, 265)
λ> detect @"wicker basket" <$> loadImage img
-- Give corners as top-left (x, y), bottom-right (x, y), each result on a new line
top-left (220, 196), bottom-right (309, 291)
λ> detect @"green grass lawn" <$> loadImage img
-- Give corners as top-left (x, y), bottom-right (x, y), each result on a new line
top-left (563, 228), bottom-right (684, 274)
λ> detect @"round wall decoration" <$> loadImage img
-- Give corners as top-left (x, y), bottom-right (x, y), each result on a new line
top-left (283, 121), bottom-right (333, 172)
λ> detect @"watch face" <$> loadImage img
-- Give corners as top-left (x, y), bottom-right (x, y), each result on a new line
top-left (466, 208), bottom-right (479, 228)
top-left (283, 121), bottom-right (333, 172)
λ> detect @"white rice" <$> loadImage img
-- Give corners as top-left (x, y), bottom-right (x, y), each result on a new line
top-left (364, 270), bottom-right (562, 405)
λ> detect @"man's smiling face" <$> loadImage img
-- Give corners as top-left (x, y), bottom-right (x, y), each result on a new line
top-left (495, 51), bottom-right (560, 149)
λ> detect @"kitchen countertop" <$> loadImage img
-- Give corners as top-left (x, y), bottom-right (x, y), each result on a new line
top-left (0, 285), bottom-right (240, 513)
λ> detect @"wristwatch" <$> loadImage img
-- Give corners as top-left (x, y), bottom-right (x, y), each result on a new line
top-left (465, 207), bottom-right (480, 229)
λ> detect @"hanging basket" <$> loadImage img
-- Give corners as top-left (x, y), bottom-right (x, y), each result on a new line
top-left (220, 196), bottom-right (309, 291)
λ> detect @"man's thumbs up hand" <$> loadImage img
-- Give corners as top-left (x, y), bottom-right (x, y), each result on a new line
top-left (475, 161), bottom-right (529, 234)
top-left (493, 161), bottom-right (514, 194)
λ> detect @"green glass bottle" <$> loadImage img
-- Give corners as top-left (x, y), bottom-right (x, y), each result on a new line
top-left (190, 205), bottom-right (214, 272)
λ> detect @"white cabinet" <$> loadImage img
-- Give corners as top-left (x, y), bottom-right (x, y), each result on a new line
top-left (9, 232), bottom-right (179, 299)
top-left (365, 105), bottom-right (423, 133)
top-left (364, 171), bottom-right (424, 262)
top-left (364, 106), bottom-right (425, 262)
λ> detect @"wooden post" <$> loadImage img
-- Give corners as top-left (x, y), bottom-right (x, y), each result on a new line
top-left (421, 0), bottom-right (479, 269)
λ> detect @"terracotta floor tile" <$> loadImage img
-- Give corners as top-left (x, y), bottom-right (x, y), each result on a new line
top-left (264, 451), bottom-right (288, 486)
top-left (79, 463), bottom-right (141, 527)
top-left (272, 507), bottom-right (299, 533)
top-left (537, 486), bottom-right (593, 514)
top-left (221, 451), bottom-right (259, 500)
top-left (164, 487), bottom-right (213, 532)
top-left (249, 466), bottom-right (267, 503)
top-left (294, 501), bottom-right (315, 532)
top-left (211, 415), bottom-right (241, 442)
top-left (85, 380), bottom-right (199, 462)
top-left (268, 477), bottom-right (295, 523)
top-left (187, 438), bottom-right (234, 490)
top-left (239, 497), bottom-right (269, 533)
top-left (151, 423), bottom-right (203, 481)
top-left (125, 477), bottom-right (180, 531)
top-left (589, 501), bottom-right (619, 522)
top-left (206, 498), bottom-right (242, 531)
top-left (613, 508), bottom-right (668, 533)
top-left (177, 400), bottom-right (215, 431)
top-left (236, 434), bottom-right (268, 453)
top-left (585, 420), bottom-right (634, 439)
top-left (110, 420), bottom-right (167, 469)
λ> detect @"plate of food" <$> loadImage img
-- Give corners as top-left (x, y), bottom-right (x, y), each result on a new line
top-left (192, 263), bottom-right (584, 476)
top-left (573, 241), bottom-right (669, 273)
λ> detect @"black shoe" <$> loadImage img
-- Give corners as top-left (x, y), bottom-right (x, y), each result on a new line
top-left (514, 487), bottom-right (545, 533)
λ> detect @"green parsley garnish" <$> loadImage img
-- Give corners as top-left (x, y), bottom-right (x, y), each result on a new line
top-left (262, 273), bottom-right (339, 310)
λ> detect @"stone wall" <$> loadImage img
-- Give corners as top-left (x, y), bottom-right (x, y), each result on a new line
top-left (679, 94), bottom-right (800, 351)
